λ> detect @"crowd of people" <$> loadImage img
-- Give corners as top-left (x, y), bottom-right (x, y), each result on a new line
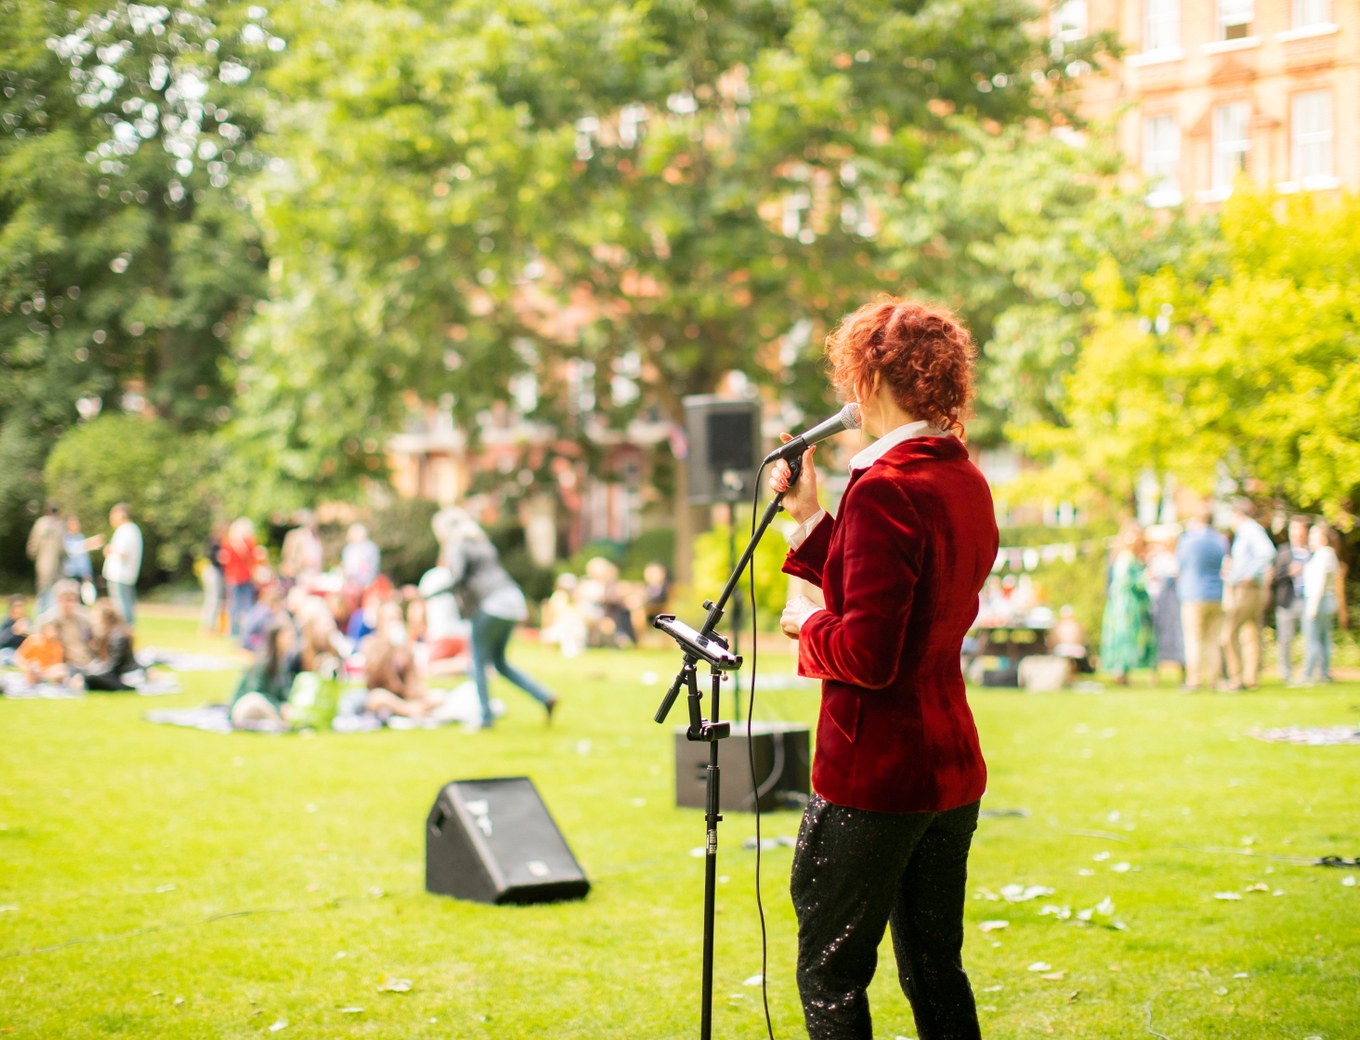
top-left (540, 558), bottom-right (670, 657)
top-left (1101, 499), bottom-right (1349, 688)
top-left (216, 508), bottom-right (562, 731)
top-left (0, 502), bottom-right (145, 692)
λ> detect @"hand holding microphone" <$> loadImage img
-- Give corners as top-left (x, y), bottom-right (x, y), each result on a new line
top-left (767, 402), bottom-right (860, 525)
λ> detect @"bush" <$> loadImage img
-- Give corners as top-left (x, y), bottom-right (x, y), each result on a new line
top-left (43, 415), bottom-right (220, 582)
top-left (0, 421), bottom-right (51, 584)
top-left (692, 521), bottom-right (790, 632)
top-left (369, 497), bottom-right (441, 587)
top-left (488, 523), bottom-right (556, 605)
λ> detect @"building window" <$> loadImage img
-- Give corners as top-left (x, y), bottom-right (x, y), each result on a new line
top-left (1292, 91), bottom-right (1334, 185)
top-left (1145, 0), bottom-right (1180, 51)
top-left (1053, 0), bottom-right (1088, 41)
top-left (1143, 115), bottom-right (1181, 205)
top-left (1217, 0), bottom-right (1254, 39)
top-left (1212, 102), bottom-right (1251, 190)
top-left (1293, 0), bottom-right (1329, 28)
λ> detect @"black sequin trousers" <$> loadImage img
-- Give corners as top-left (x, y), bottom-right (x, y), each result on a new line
top-left (790, 794), bottom-right (982, 1040)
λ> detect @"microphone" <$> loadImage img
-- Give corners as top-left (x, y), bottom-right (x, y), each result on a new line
top-left (763, 402), bottom-right (861, 464)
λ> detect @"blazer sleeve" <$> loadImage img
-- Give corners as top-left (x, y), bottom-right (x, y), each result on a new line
top-left (782, 512), bottom-right (835, 588)
top-left (796, 477), bottom-right (923, 690)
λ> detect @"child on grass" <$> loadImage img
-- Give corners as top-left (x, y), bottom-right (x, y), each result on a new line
top-left (16, 620), bottom-right (83, 689)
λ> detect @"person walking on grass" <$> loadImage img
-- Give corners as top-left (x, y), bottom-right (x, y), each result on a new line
top-left (1221, 498), bottom-right (1275, 691)
top-left (101, 503), bottom-right (142, 628)
top-left (26, 501), bottom-right (65, 614)
top-left (1176, 504), bottom-right (1228, 691)
top-left (1099, 521), bottom-right (1158, 685)
top-left (439, 508), bottom-right (558, 730)
top-left (220, 517), bottom-right (261, 638)
top-left (1273, 515), bottom-right (1311, 684)
top-left (1300, 523), bottom-right (1340, 684)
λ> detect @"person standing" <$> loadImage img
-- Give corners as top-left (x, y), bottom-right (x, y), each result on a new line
top-left (1145, 525), bottom-right (1184, 682)
top-left (63, 514), bottom-right (103, 605)
top-left (279, 510), bottom-right (323, 590)
top-left (1175, 505), bottom-right (1229, 691)
top-left (199, 522), bottom-right (227, 635)
top-left (1099, 523), bottom-right (1158, 685)
top-left (220, 518), bottom-right (260, 638)
top-left (341, 523), bottom-right (381, 590)
top-left (26, 502), bottom-right (66, 614)
top-left (1221, 498), bottom-right (1275, 691)
top-left (101, 503), bottom-right (143, 627)
top-left (1301, 523), bottom-right (1340, 683)
top-left (440, 508), bottom-right (558, 729)
top-left (1272, 516), bottom-right (1311, 684)
top-left (774, 298), bottom-right (997, 1040)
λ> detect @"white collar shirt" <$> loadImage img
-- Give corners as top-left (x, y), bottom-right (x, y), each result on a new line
top-left (786, 420), bottom-right (950, 549)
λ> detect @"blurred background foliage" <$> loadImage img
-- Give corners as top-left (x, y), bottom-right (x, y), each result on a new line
top-left (2, 0), bottom-right (1357, 594)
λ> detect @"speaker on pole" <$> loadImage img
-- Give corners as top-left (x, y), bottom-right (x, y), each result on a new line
top-left (683, 395), bottom-right (763, 505)
top-left (425, 777), bottom-right (590, 905)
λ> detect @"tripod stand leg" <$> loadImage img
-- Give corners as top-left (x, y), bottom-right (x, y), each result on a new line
top-left (701, 737), bottom-right (720, 1040)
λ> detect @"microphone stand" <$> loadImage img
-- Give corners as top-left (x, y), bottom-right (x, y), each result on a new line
top-left (652, 455), bottom-right (801, 1040)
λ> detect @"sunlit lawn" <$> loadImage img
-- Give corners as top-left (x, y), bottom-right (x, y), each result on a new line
top-left (2, 607), bottom-right (1358, 1038)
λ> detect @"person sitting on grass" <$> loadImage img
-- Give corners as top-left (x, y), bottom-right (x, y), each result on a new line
top-left (36, 580), bottom-right (93, 674)
top-left (363, 602), bottom-right (439, 719)
top-left (0, 595), bottom-right (31, 654)
top-left (229, 620), bottom-right (301, 726)
top-left (82, 599), bottom-right (138, 692)
top-left (16, 619), bottom-right (82, 690)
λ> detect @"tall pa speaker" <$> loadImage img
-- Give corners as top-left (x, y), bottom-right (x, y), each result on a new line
top-left (425, 777), bottom-right (590, 905)
top-left (684, 395), bottom-right (762, 505)
top-left (675, 722), bottom-right (811, 813)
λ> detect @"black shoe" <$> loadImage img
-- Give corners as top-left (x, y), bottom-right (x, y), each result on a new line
top-left (545, 697), bottom-right (559, 725)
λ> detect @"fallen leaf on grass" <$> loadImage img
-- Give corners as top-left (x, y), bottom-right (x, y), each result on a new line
top-left (0, 906), bottom-right (16, 913)
top-left (1027, 962), bottom-right (1052, 972)
top-left (1038, 905), bottom-right (1071, 920)
top-left (978, 920), bottom-right (1008, 933)
top-left (338, 1007), bottom-right (364, 1014)
top-left (269, 1020), bottom-right (288, 1032)
top-left (1213, 892), bottom-right (1243, 901)
top-left (1232, 972), bottom-right (1248, 978)
top-left (743, 975), bottom-right (763, 986)
top-left (378, 976), bottom-right (413, 993)
top-left (1342, 876), bottom-right (1356, 887)
top-left (1040, 971), bottom-right (1066, 981)
top-left (1000, 884), bottom-right (1054, 903)
top-left (1110, 862), bottom-right (1131, 873)
top-left (1244, 883), bottom-right (1269, 892)
top-left (982, 984), bottom-right (1003, 992)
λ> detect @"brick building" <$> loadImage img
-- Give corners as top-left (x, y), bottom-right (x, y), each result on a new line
top-left (1053, 0), bottom-right (1358, 202)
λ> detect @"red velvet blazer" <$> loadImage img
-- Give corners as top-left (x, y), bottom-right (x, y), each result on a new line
top-left (782, 435), bottom-right (998, 814)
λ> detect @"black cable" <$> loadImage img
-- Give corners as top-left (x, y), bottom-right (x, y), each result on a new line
top-left (748, 460), bottom-right (775, 1040)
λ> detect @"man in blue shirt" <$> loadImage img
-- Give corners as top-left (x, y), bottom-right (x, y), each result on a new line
top-left (1176, 504), bottom-right (1229, 690)
top-left (1222, 498), bottom-right (1276, 690)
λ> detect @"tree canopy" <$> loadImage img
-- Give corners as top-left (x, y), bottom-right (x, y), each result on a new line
top-left (1013, 186), bottom-right (1360, 527)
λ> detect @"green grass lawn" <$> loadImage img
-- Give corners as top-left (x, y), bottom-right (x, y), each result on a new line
top-left (2, 608), bottom-right (1358, 1038)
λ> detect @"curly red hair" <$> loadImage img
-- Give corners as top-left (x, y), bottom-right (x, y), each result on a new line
top-left (824, 296), bottom-right (976, 436)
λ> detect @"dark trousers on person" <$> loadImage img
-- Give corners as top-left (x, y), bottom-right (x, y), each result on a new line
top-left (470, 610), bottom-right (555, 726)
top-left (791, 795), bottom-right (981, 1040)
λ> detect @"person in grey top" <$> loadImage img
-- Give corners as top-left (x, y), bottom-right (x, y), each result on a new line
top-left (436, 508), bottom-right (558, 729)
top-left (1272, 516), bottom-right (1311, 682)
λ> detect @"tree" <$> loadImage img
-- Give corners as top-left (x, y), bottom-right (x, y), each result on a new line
top-left (1012, 186), bottom-right (1360, 527)
top-left (232, 0), bottom-right (1111, 533)
top-left (44, 412), bottom-right (223, 579)
top-left (0, 0), bottom-right (283, 425)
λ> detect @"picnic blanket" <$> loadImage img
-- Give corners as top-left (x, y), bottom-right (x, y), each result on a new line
top-left (136, 647), bottom-right (245, 672)
top-left (1248, 725), bottom-right (1360, 746)
top-left (3, 671), bottom-right (181, 699)
top-left (143, 704), bottom-right (289, 734)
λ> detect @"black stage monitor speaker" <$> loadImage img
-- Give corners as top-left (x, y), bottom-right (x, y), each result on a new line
top-left (684, 395), bottom-right (763, 505)
top-left (426, 777), bottom-right (590, 905)
top-left (675, 722), bottom-right (810, 813)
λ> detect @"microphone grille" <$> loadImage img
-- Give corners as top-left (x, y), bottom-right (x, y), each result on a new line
top-left (841, 402), bottom-right (862, 431)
